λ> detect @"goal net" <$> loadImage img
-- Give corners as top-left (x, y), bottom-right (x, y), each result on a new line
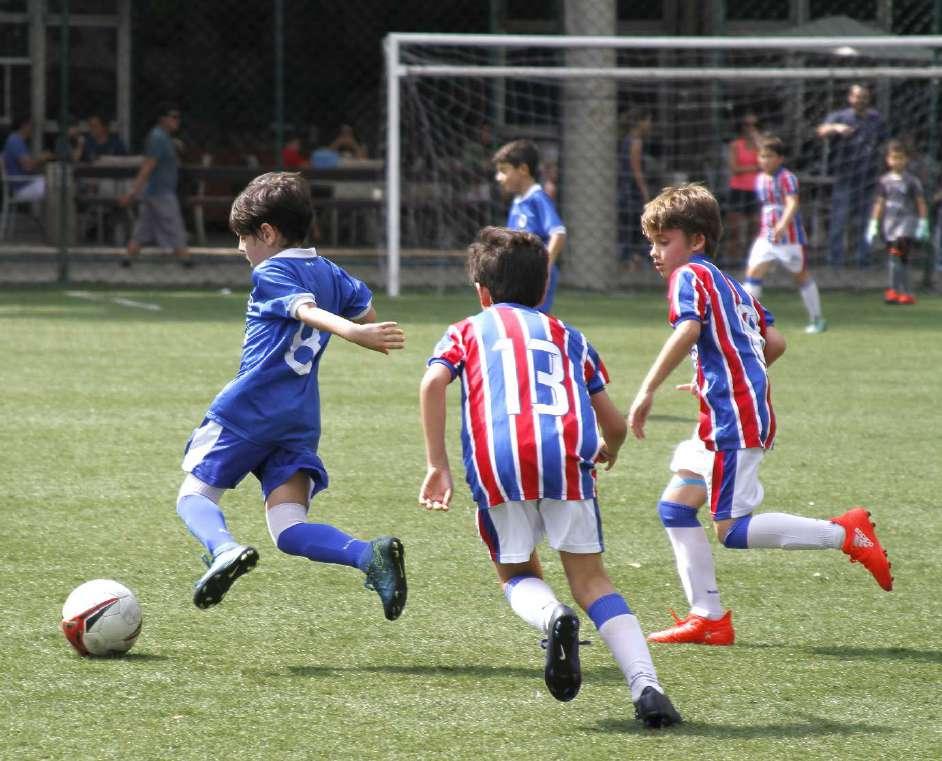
top-left (383, 33), bottom-right (942, 295)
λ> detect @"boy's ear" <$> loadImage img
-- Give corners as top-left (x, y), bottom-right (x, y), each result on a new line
top-left (688, 232), bottom-right (706, 252)
top-left (259, 222), bottom-right (281, 246)
top-left (475, 283), bottom-right (493, 307)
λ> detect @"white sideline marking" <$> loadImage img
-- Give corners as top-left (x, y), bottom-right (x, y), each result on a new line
top-left (66, 290), bottom-right (162, 311)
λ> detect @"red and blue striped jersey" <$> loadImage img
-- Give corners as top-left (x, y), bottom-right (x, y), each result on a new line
top-left (429, 303), bottom-right (608, 509)
top-left (668, 255), bottom-right (776, 452)
top-left (755, 167), bottom-right (807, 245)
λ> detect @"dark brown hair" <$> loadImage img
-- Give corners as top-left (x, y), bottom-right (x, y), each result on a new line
top-left (492, 139), bottom-right (540, 178)
top-left (758, 134), bottom-right (786, 156)
top-left (641, 183), bottom-right (723, 258)
top-left (467, 226), bottom-right (548, 307)
top-left (229, 172), bottom-right (313, 245)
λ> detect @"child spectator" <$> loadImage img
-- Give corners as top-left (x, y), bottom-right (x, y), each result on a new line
top-left (176, 171), bottom-right (408, 622)
top-left (742, 135), bottom-right (826, 334)
top-left (627, 184), bottom-right (892, 647)
top-left (493, 140), bottom-right (566, 314)
top-left (418, 226), bottom-right (681, 727)
top-left (866, 139), bottom-right (929, 305)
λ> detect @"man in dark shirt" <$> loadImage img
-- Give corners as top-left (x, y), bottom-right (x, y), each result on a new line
top-left (816, 84), bottom-right (888, 267)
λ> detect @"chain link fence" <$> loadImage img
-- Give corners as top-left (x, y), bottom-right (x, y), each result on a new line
top-left (1, 0), bottom-right (940, 291)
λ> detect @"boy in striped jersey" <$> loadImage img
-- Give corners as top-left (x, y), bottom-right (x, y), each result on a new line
top-left (628, 184), bottom-right (892, 647)
top-left (743, 135), bottom-right (826, 334)
top-left (419, 226), bottom-right (681, 728)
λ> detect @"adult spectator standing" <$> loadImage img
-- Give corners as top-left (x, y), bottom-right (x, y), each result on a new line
top-left (76, 114), bottom-right (127, 163)
top-left (816, 83), bottom-right (888, 267)
top-left (617, 107), bottom-right (653, 271)
top-left (2, 115), bottom-right (51, 201)
top-left (725, 112), bottom-right (761, 266)
top-left (281, 133), bottom-right (307, 169)
top-left (118, 104), bottom-right (191, 266)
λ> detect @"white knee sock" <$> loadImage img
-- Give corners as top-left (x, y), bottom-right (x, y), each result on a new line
top-left (743, 279), bottom-right (763, 298)
top-left (597, 614), bottom-right (662, 701)
top-left (503, 575), bottom-right (560, 633)
top-left (664, 526), bottom-right (724, 619)
top-left (746, 512), bottom-right (844, 549)
top-left (799, 279), bottom-right (822, 321)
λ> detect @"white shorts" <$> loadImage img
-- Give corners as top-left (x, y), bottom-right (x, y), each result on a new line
top-left (748, 237), bottom-right (806, 274)
top-left (476, 498), bottom-right (603, 564)
top-left (670, 436), bottom-right (765, 521)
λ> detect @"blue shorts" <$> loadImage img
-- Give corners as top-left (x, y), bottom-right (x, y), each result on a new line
top-left (181, 418), bottom-right (328, 500)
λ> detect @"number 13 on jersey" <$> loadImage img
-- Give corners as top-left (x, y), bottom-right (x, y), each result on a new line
top-left (492, 337), bottom-right (569, 417)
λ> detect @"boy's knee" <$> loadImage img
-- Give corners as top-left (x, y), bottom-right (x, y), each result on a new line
top-left (657, 500), bottom-right (701, 528)
top-left (719, 515), bottom-right (752, 548)
top-left (266, 502), bottom-right (307, 549)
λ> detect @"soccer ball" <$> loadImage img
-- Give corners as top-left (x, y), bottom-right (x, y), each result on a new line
top-left (60, 579), bottom-right (142, 657)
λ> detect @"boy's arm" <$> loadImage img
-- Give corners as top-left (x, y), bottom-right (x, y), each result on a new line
top-left (118, 157), bottom-right (157, 205)
top-left (764, 325), bottom-right (786, 367)
top-left (867, 197), bottom-right (885, 243)
top-left (591, 389), bottom-right (627, 471)
top-left (772, 194), bottom-right (799, 240)
top-left (916, 194), bottom-right (930, 239)
top-left (295, 302), bottom-right (404, 354)
top-left (546, 232), bottom-right (566, 266)
top-left (628, 319), bottom-right (701, 440)
top-left (419, 363), bottom-right (454, 511)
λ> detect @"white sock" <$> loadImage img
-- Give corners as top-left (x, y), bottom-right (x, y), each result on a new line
top-left (799, 279), bottom-right (822, 322)
top-left (503, 575), bottom-right (560, 633)
top-left (597, 614), bottom-right (662, 702)
top-left (746, 512), bottom-right (844, 549)
top-left (664, 526), bottom-right (724, 619)
top-left (743, 279), bottom-right (762, 298)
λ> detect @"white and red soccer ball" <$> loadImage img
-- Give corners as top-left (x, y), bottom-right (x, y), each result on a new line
top-left (60, 579), bottom-right (142, 656)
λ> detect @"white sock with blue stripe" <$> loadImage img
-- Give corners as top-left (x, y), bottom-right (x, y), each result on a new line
top-left (588, 593), bottom-right (661, 702)
top-left (503, 574), bottom-right (560, 633)
top-left (659, 501), bottom-right (724, 619)
top-left (744, 277), bottom-right (763, 298)
top-left (744, 512), bottom-right (844, 549)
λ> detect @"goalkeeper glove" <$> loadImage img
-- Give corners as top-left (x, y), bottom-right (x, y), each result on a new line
top-left (916, 217), bottom-right (930, 241)
top-left (865, 218), bottom-right (879, 246)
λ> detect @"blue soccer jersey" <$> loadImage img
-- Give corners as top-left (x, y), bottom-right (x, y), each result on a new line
top-left (507, 184), bottom-right (566, 244)
top-left (206, 248), bottom-right (372, 451)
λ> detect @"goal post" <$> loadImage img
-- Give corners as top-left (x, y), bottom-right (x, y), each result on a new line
top-left (384, 33), bottom-right (942, 296)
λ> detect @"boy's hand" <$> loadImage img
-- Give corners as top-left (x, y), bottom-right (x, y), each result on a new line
top-left (419, 466), bottom-right (453, 511)
top-left (676, 382), bottom-right (697, 396)
top-left (627, 390), bottom-right (654, 440)
top-left (866, 218), bottom-right (879, 245)
top-left (595, 441), bottom-right (619, 471)
top-left (351, 321), bottom-right (405, 354)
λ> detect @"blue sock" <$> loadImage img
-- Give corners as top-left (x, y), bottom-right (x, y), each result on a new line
top-left (276, 522), bottom-right (372, 570)
top-left (176, 493), bottom-right (237, 556)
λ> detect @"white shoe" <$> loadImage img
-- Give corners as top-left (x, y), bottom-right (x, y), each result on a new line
top-left (804, 319), bottom-right (827, 334)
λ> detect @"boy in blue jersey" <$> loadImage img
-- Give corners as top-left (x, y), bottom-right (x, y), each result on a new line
top-left (627, 184), bottom-right (892, 647)
top-left (418, 227), bottom-right (681, 728)
top-left (493, 140), bottom-right (566, 314)
top-left (176, 172), bottom-right (408, 621)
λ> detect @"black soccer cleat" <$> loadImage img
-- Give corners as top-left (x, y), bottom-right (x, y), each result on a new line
top-left (543, 604), bottom-right (582, 702)
top-left (192, 544), bottom-right (259, 609)
top-left (633, 685), bottom-right (683, 728)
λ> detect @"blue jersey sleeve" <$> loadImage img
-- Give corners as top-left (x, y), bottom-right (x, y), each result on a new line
top-left (534, 193), bottom-right (565, 238)
top-left (583, 341), bottom-right (608, 395)
top-left (331, 262), bottom-right (373, 320)
top-left (668, 267), bottom-right (709, 327)
top-left (249, 262), bottom-right (315, 320)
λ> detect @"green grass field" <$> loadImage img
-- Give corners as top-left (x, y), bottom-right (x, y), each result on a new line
top-left (1, 287), bottom-right (940, 761)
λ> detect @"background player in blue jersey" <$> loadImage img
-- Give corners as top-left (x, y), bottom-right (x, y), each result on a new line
top-left (493, 140), bottom-right (566, 314)
top-left (176, 172), bottom-right (408, 621)
top-left (418, 227), bottom-right (681, 728)
top-left (627, 184), bottom-right (893, 647)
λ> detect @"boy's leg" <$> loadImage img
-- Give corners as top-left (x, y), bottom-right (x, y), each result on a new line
top-left (560, 551), bottom-right (681, 727)
top-left (712, 449), bottom-right (893, 591)
top-left (485, 501), bottom-right (578, 701)
top-left (266, 471), bottom-right (406, 620)
top-left (179, 421), bottom-right (260, 609)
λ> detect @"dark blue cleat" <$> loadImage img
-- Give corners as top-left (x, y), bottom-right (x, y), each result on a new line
top-left (634, 685), bottom-right (682, 728)
top-left (363, 536), bottom-right (407, 621)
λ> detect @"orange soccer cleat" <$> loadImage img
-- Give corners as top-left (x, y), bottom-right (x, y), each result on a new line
top-left (646, 609), bottom-right (735, 646)
top-left (884, 288), bottom-right (900, 304)
top-left (831, 507), bottom-right (893, 591)
top-left (897, 293), bottom-right (917, 305)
